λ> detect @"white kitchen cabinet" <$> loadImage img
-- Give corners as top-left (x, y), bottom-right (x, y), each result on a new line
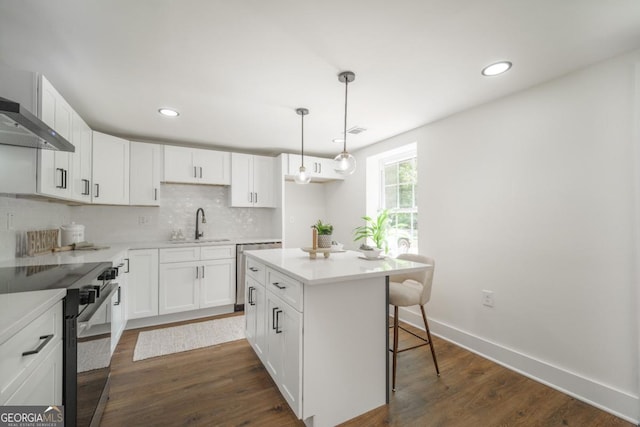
top-left (70, 111), bottom-right (93, 203)
top-left (92, 131), bottom-right (130, 205)
top-left (127, 249), bottom-right (159, 320)
top-left (231, 153), bottom-right (276, 207)
top-left (159, 261), bottom-right (201, 315)
top-left (110, 252), bottom-right (128, 354)
top-left (0, 300), bottom-right (63, 405)
top-left (37, 76), bottom-right (73, 199)
top-left (159, 245), bottom-right (235, 315)
top-left (130, 141), bottom-right (161, 206)
top-left (245, 276), bottom-right (266, 360)
top-left (163, 145), bottom-right (230, 185)
top-left (286, 153), bottom-right (344, 182)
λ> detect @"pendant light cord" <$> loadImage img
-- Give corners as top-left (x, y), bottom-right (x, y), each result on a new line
top-left (343, 76), bottom-right (349, 154)
top-left (301, 112), bottom-right (305, 167)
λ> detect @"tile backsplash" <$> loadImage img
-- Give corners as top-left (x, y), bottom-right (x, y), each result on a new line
top-left (0, 184), bottom-right (277, 261)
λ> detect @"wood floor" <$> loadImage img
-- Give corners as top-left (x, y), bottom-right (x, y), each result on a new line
top-left (100, 313), bottom-right (633, 427)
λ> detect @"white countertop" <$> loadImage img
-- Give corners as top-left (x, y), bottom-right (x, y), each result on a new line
top-left (0, 237), bottom-right (281, 267)
top-left (0, 289), bottom-right (66, 345)
top-left (245, 248), bottom-right (430, 285)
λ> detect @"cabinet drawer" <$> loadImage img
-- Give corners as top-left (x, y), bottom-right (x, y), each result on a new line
top-left (266, 268), bottom-right (303, 312)
top-left (246, 258), bottom-right (266, 285)
top-left (201, 245), bottom-right (235, 260)
top-left (160, 246), bottom-right (200, 263)
top-left (0, 301), bottom-right (62, 404)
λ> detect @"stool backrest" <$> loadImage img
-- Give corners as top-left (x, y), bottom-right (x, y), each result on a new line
top-left (391, 254), bottom-right (435, 305)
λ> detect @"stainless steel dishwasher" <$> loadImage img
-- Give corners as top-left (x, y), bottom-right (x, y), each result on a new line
top-left (236, 241), bottom-right (282, 311)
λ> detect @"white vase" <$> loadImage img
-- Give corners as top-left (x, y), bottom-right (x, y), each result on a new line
top-left (318, 235), bottom-right (332, 248)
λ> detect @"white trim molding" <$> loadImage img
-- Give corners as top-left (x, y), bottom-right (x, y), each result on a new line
top-left (395, 307), bottom-right (639, 424)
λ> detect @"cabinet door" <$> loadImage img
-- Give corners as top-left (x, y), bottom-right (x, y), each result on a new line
top-left (37, 77), bottom-right (72, 199)
top-left (70, 112), bottom-right (93, 202)
top-left (265, 294), bottom-right (284, 379)
top-left (5, 340), bottom-right (63, 406)
top-left (127, 249), bottom-right (159, 320)
top-left (196, 148), bottom-right (230, 185)
top-left (252, 155), bottom-right (275, 208)
top-left (159, 261), bottom-right (200, 315)
top-left (92, 131), bottom-right (130, 205)
top-left (231, 153), bottom-right (253, 207)
top-left (245, 277), bottom-right (259, 346)
top-left (163, 145), bottom-right (196, 183)
top-left (200, 258), bottom-right (235, 308)
top-left (130, 141), bottom-right (161, 206)
top-left (110, 285), bottom-right (124, 355)
top-left (253, 284), bottom-right (267, 360)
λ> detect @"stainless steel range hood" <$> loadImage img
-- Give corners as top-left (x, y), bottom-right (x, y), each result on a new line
top-left (0, 96), bottom-right (75, 152)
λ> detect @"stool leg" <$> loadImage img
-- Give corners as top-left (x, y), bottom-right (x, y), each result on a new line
top-left (420, 305), bottom-right (440, 376)
top-left (392, 305), bottom-right (399, 391)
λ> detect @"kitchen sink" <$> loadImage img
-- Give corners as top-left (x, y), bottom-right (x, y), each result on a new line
top-left (168, 238), bottom-right (231, 244)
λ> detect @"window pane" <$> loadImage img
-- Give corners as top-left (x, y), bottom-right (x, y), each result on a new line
top-left (399, 184), bottom-right (413, 208)
top-left (384, 163), bottom-right (398, 185)
top-left (385, 186), bottom-right (397, 210)
top-left (398, 160), bottom-right (416, 184)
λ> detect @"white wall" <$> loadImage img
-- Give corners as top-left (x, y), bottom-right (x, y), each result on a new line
top-left (328, 50), bottom-right (640, 422)
top-left (283, 181), bottom-right (328, 248)
top-left (0, 196), bottom-right (72, 261)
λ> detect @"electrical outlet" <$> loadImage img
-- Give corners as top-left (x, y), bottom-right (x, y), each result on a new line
top-left (6, 212), bottom-right (15, 230)
top-left (482, 290), bottom-right (494, 307)
top-left (138, 215), bottom-right (151, 225)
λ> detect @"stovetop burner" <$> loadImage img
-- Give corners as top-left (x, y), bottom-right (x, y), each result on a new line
top-left (0, 262), bottom-right (111, 295)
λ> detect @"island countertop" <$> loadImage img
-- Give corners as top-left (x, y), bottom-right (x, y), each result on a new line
top-left (244, 247), bottom-right (430, 285)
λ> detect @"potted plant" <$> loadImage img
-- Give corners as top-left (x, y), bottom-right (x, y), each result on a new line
top-left (312, 219), bottom-right (334, 248)
top-left (353, 210), bottom-right (389, 257)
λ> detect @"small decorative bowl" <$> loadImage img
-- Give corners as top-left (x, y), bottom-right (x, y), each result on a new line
top-left (360, 248), bottom-right (383, 259)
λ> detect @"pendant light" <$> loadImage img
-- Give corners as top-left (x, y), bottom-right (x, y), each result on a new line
top-left (294, 107), bottom-right (311, 184)
top-left (333, 71), bottom-right (357, 175)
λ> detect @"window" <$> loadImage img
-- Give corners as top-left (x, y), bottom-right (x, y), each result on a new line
top-left (365, 143), bottom-right (418, 255)
top-left (381, 150), bottom-right (417, 254)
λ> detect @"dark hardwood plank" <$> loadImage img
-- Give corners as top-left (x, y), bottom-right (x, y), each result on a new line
top-left (99, 314), bottom-right (633, 427)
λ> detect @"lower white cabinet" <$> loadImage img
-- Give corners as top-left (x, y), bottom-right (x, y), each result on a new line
top-left (127, 249), bottom-right (159, 320)
top-left (245, 276), bottom-right (266, 359)
top-left (159, 245), bottom-right (235, 315)
top-left (0, 300), bottom-right (63, 405)
top-left (245, 260), bottom-right (302, 417)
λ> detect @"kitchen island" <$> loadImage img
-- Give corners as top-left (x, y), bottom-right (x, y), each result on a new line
top-left (243, 248), bottom-right (430, 427)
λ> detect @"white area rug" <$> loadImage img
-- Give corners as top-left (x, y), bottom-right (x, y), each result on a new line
top-left (78, 337), bottom-right (111, 372)
top-left (133, 315), bottom-right (245, 361)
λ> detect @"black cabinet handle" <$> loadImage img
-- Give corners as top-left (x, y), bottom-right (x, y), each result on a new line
top-left (154, 188), bottom-right (158, 201)
top-left (82, 179), bottom-right (90, 195)
top-left (201, 265), bottom-right (205, 278)
top-left (94, 183), bottom-right (100, 198)
top-left (124, 258), bottom-right (130, 273)
top-left (196, 266), bottom-right (199, 279)
top-left (248, 286), bottom-right (255, 305)
top-left (56, 168), bottom-right (64, 188)
top-left (114, 286), bottom-right (121, 306)
top-left (199, 167), bottom-right (203, 178)
top-left (275, 310), bottom-right (283, 334)
top-left (63, 169), bottom-right (68, 189)
top-left (272, 307), bottom-right (279, 330)
top-left (194, 166), bottom-right (197, 178)
top-left (272, 282), bottom-right (286, 290)
top-left (22, 334), bottom-right (54, 356)
top-left (249, 267), bottom-right (258, 272)
top-left (254, 192), bottom-right (258, 204)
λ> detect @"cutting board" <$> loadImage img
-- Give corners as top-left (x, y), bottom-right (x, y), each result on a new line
top-left (26, 229), bottom-right (59, 256)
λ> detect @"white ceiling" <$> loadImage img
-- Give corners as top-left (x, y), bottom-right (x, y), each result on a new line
top-left (1, 0), bottom-right (639, 156)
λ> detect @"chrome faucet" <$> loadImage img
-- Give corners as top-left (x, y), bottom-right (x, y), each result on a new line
top-left (195, 208), bottom-right (206, 240)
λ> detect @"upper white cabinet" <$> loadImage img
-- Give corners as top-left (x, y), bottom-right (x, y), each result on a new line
top-left (70, 112), bottom-right (93, 203)
top-left (285, 153), bottom-right (344, 182)
top-left (163, 145), bottom-right (230, 185)
top-left (130, 141), bottom-right (161, 206)
top-left (231, 153), bottom-right (276, 208)
top-left (92, 131), bottom-right (130, 205)
top-left (37, 76), bottom-right (73, 199)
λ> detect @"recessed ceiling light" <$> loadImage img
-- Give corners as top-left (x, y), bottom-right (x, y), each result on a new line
top-left (158, 108), bottom-right (179, 117)
top-left (332, 138), bottom-right (344, 144)
top-left (481, 61), bottom-right (512, 76)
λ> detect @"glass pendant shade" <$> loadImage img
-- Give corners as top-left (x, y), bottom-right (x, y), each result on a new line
top-left (294, 165), bottom-right (311, 184)
top-left (333, 151), bottom-right (356, 175)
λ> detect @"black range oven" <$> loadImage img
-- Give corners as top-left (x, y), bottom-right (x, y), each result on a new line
top-left (0, 261), bottom-right (118, 427)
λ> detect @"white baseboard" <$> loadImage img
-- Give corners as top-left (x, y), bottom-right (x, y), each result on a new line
top-left (125, 305), bottom-right (236, 330)
top-left (395, 307), bottom-right (639, 425)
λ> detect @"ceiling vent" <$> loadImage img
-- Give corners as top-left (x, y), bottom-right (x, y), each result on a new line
top-left (347, 126), bottom-right (366, 135)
